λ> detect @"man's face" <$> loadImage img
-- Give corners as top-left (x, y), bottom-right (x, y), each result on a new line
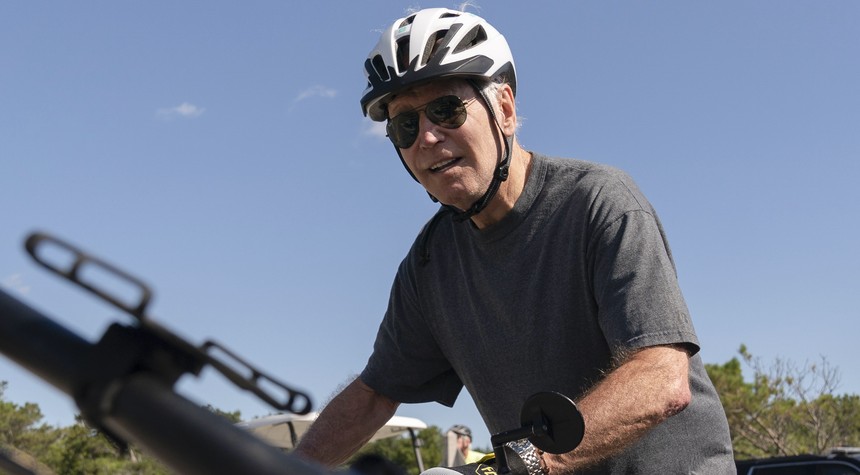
top-left (386, 79), bottom-right (502, 212)
top-left (457, 435), bottom-right (471, 453)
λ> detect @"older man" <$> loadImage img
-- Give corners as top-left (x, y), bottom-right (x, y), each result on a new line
top-left (295, 8), bottom-right (734, 474)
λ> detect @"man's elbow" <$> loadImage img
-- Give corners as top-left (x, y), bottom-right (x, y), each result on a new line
top-left (663, 377), bottom-right (692, 418)
top-left (660, 351), bottom-right (692, 418)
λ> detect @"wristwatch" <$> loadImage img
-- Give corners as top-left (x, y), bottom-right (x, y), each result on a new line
top-left (507, 439), bottom-right (548, 475)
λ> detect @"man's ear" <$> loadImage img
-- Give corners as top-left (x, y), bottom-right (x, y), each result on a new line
top-left (498, 83), bottom-right (517, 136)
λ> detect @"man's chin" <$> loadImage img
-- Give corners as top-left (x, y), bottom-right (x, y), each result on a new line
top-left (431, 189), bottom-right (476, 212)
top-left (436, 198), bottom-right (468, 213)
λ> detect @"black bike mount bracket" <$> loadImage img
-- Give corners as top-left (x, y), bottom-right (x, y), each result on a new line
top-left (490, 392), bottom-right (585, 474)
top-left (24, 232), bottom-right (314, 428)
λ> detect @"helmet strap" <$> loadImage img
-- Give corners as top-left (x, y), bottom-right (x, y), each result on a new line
top-left (391, 79), bottom-right (514, 220)
top-left (447, 79), bottom-right (512, 222)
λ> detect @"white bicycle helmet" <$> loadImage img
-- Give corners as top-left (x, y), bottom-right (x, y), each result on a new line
top-left (360, 8), bottom-right (516, 121)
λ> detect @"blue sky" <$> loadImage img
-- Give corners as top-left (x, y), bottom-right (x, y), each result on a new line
top-left (1, 1), bottom-right (858, 451)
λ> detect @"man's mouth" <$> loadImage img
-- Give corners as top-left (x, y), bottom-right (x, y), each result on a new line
top-left (429, 157), bottom-right (461, 173)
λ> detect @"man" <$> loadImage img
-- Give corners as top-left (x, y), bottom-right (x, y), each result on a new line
top-left (448, 425), bottom-right (486, 465)
top-left (295, 8), bottom-right (734, 474)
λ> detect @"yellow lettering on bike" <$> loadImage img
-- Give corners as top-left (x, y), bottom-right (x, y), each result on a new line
top-left (475, 464), bottom-right (496, 475)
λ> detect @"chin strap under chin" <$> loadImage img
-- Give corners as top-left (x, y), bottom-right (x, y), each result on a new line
top-left (447, 132), bottom-right (512, 222)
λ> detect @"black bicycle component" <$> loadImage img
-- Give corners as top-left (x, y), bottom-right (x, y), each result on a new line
top-left (0, 231), bottom-right (327, 474)
top-left (520, 392), bottom-right (584, 454)
top-left (0, 287), bottom-right (326, 475)
top-left (489, 391), bottom-right (585, 474)
top-left (22, 231), bottom-right (312, 415)
top-left (202, 341), bottom-right (313, 415)
top-left (25, 232), bottom-right (153, 319)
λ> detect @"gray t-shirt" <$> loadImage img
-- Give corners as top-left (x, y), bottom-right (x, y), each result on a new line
top-left (361, 154), bottom-right (734, 473)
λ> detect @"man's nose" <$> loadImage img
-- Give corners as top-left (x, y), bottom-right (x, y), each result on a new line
top-left (416, 113), bottom-right (445, 148)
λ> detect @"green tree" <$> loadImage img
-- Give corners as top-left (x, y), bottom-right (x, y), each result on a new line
top-left (0, 381), bottom-right (62, 472)
top-left (706, 346), bottom-right (860, 459)
top-left (45, 417), bottom-right (169, 475)
top-left (1, 381), bottom-right (172, 474)
top-left (1, 381), bottom-right (263, 473)
top-left (204, 404), bottom-right (242, 423)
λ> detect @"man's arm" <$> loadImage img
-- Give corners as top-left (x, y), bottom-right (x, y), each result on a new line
top-left (544, 344), bottom-right (692, 474)
top-left (293, 377), bottom-right (400, 468)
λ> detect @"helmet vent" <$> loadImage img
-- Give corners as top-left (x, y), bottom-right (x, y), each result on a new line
top-left (371, 54), bottom-right (389, 81)
top-left (453, 25), bottom-right (487, 54)
top-left (398, 15), bottom-right (416, 29)
top-left (395, 37), bottom-right (411, 72)
top-left (421, 30), bottom-right (448, 67)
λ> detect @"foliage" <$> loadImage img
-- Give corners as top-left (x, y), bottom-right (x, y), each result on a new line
top-left (45, 416), bottom-right (170, 475)
top-left (349, 426), bottom-right (444, 475)
top-left (204, 404), bottom-right (243, 424)
top-left (705, 345), bottom-right (860, 459)
top-left (0, 381), bottom-right (173, 474)
top-left (0, 382), bottom-right (254, 474)
top-left (0, 381), bottom-right (61, 469)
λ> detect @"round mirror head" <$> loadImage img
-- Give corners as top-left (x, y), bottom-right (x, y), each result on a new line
top-left (520, 392), bottom-right (584, 454)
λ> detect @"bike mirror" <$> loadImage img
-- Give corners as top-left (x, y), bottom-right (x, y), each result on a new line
top-left (520, 391), bottom-right (584, 454)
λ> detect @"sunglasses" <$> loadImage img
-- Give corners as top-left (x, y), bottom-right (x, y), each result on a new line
top-left (386, 95), bottom-right (478, 149)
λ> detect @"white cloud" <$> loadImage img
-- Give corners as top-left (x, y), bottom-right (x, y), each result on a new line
top-left (2, 274), bottom-right (31, 295)
top-left (294, 85), bottom-right (337, 103)
top-left (157, 102), bottom-right (205, 120)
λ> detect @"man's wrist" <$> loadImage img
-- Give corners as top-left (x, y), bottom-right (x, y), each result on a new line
top-left (537, 448), bottom-right (550, 475)
top-left (506, 440), bottom-right (549, 475)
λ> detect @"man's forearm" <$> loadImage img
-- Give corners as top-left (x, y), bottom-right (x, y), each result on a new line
top-left (293, 378), bottom-right (399, 468)
top-left (545, 345), bottom-right (692, 474)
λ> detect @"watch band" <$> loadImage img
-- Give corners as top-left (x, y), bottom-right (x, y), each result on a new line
top-left (507, 439), bottom-right (547, 475)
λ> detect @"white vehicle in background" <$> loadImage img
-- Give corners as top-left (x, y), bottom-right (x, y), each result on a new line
top-left (237, 412), bottom-right (429, 471)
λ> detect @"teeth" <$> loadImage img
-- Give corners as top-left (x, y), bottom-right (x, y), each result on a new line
top-left (430, 158), bottom-right (457, 171)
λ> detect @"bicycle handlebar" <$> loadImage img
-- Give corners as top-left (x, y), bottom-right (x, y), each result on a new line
top-left (0, 288), bottom-right (330, 474)
top-left (0, 232), bottom-right (331, 475)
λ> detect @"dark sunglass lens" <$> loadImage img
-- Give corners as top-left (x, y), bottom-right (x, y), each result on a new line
top-left (426, 96), bottom-right (467, 127)
top-left (388, 111), bottom-right (420, 148)
top-left (387, 96), bottom-right (469, 148)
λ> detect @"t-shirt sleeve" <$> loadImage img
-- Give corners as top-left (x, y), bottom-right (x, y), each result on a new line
top-left (588, 178), bottom-right (700, 356)
top-left (360, 257), bottom-right (463, 406)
